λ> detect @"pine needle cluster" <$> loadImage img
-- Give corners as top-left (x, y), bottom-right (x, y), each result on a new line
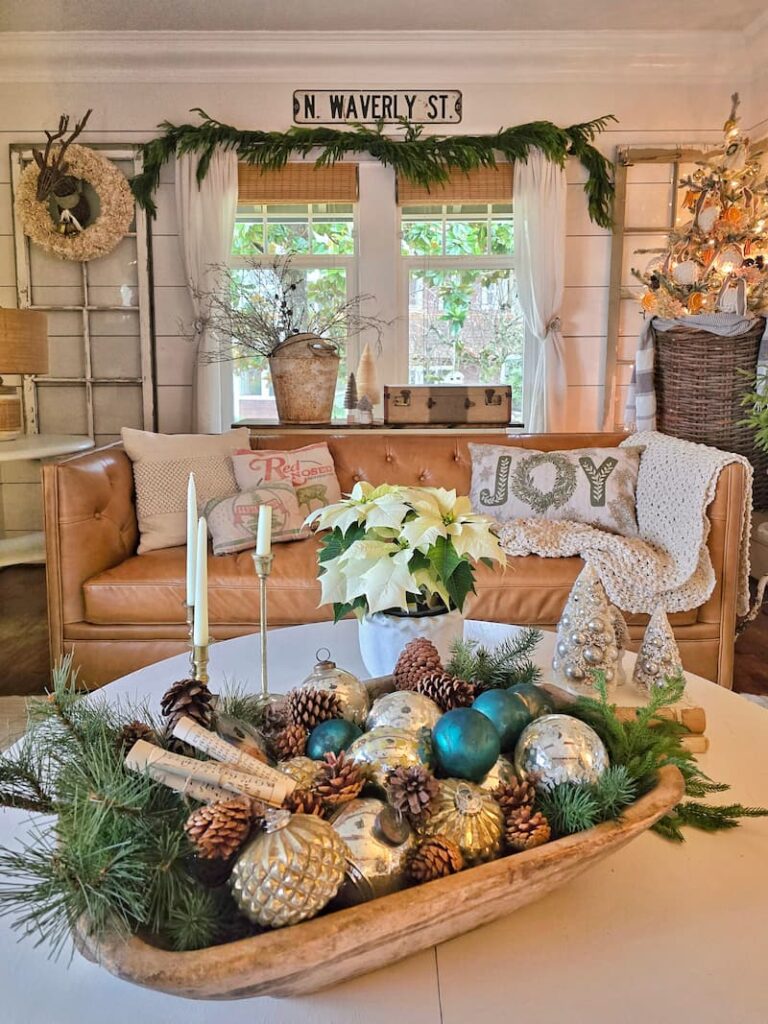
top-left (130, 110), bottom-right (616, 227)
top-left (0, 657), bottom-right (236, 956)
top-left (446, 629), bottom-right (543, 690)
top-left (538, 766), bottom-right (638, 837)
top-left (559, 672), bottom-right (768, 841)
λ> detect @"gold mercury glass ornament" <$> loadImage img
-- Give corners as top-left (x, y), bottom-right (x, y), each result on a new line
top-left (346, 726), bottom-right (433, 790)
top-left (277, 756), bottom-right (323, 790)
top-left (477, 754), bottom-right (517, 793)
top-left (365, 691), bottom-right (442, 735)
top-left (300, 648), bottom-right (370, 726)
top-left (229, 810), bottom-right (348, 928)
top-left (330, 797), bottom-right (416, 906)
top-left (420, 779), bottom-right (504, 866)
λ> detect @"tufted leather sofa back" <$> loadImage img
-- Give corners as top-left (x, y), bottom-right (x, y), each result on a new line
top-left (251, 432), bottom-right (629, 494)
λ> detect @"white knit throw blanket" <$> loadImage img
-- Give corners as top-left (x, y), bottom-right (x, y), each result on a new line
top-left (498, 431), bottom-right (753, 616)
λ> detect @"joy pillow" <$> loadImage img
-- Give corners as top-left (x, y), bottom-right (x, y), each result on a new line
top-left (231, 442), bottom-right (342, 515)
top-left (468, 444), bottom-right (641, 536)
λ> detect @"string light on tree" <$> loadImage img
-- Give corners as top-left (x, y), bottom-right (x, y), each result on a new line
top-left (633, 93), bottom-right (768, 317)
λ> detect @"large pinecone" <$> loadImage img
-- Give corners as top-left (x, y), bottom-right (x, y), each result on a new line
top-left (117, 720), bottom-right (156, 752)
top-left (160, 678), bottom-right (214, 731)
top-left (261, 697), bottom-right (290, 736)
top-left (272, 723), bottom-right (308, 761)
top-left (505, 806), bottom-right (551, 853)
top-left (312, 751), bottom-right (364, 808)
top-left (184, 798), bottom-right (254, 860)
top-left (387, 765), bottom-right (440, 822)
top-left (393, 637), bottom-right (442, 691)
top-left (492, 779), bottom-right (537, 818)
top-left (283, 787), bottom-right (326, 818)
top-left (415, 671), bottom-right (477, 712)
top-left (407, 835), bottom-right (464, 883)
top-left (288, 687), bottom-right (342, 730)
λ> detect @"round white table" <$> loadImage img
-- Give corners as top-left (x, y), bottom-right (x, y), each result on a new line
top-left (1, 620), bottom-right (767, 1024)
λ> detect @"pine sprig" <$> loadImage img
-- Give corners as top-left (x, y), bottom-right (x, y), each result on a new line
top-left (446, 628), bottom-right (543, 689)
top-left (538, 784), bottom-right (600, 836)
top-left (130, 110), bottom-right (616, 227)
top-left (653, 802), bottom-right (768, 842)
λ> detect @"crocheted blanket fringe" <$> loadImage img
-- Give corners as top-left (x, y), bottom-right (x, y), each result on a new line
top-left (498, 431), bottom-right (752, 616)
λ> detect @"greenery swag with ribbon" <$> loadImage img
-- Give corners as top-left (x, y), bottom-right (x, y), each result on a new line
top-left (130, 109), bottom-right (617, 227)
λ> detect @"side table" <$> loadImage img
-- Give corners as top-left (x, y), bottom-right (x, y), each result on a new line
top-left (0, 434), bottom-right (94, 568)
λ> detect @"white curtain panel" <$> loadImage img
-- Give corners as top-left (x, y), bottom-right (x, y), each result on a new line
top-left (175, 149), bottom-right (238, 433)
top-left (513, 149), bottom-right (567, 432)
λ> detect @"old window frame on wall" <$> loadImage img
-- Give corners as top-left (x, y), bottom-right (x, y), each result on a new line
top-left (10, 144), bottom-right (155, 441)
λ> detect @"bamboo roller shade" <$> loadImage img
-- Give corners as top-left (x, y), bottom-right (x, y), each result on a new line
top-left (238, 163), bottom-right (359, 203)
top-left (397, 164), bottom-right (513, 205)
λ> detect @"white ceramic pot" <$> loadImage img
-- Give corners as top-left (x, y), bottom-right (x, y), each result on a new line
top-left (357, 609), bottom-right (464, 678)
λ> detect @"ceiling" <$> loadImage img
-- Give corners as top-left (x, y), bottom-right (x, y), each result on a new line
top-left (0, 0), bottom-right (765, 33)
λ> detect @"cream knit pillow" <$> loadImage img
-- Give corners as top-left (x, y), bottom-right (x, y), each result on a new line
top-left (122, 427), bottom-right (251, 554)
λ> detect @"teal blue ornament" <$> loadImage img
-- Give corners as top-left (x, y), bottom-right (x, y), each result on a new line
top-left (507, 683), bottom-right (555, 719)
top-left (432, 708), bottom-right (501, 783)
top-left (306, 718), bottom-right (362, 760)
top-left (472, 689), bottom-right (532, 752)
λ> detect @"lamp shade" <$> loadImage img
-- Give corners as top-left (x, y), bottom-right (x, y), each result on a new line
top-left (0, 308), bottom-right (48, 375)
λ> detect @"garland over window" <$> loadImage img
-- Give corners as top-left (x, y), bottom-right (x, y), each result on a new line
top-left (131, 109), bottom-right (617, 228)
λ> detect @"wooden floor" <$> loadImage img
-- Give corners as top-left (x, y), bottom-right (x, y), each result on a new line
top-left (0, 564), bottom-right (767, 697)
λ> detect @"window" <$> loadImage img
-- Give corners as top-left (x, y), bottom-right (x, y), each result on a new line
top-left (400, 202), bottom-right (523, 421)
top-left (230, 201), bottom-right (357, 421)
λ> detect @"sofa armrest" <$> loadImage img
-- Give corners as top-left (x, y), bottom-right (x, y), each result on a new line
top-left (43, 444), bottom-right (138, 664)
top-left (697, 460), bottom-right (748, 687)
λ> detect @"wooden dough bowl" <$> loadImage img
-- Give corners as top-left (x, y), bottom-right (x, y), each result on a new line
top-left (75, 763), bottom-right (684, 999)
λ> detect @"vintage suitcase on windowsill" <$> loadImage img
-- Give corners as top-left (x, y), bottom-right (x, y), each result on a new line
top-left (384, 385), bottom-right (512, 425)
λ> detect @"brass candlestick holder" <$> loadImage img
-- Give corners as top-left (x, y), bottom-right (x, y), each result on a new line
top-left (252, 551), bottom-right (275, 703)
top-left (192, 643), bottom-right (210, 687)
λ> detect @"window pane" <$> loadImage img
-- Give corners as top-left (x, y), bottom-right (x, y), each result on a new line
top-left (401, 203), bottom-right (514, 256)
top-left (232, 265), bottom-right (348, 421)
top-left (401, 220), bottom-right (442, 256)
top-left (408, 268), bottom-right (524, 418)
top-left (232, 221), bottom-right (265, 256)
top-left (311, 218), bottom-right (355, 255)
top-left (234, 203), bottom-right (355, 257)
top-left (267, 218), bottom-right (310, 254)
top-left (445, 220), bottom-right (488, 255)
top-left (491, 220), bottom-right (514, 255)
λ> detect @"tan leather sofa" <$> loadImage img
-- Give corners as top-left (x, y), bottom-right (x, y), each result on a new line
top-left (43, 432), bottom-right (747, 689)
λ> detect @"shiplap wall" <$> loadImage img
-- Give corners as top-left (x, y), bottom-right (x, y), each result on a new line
top-left (0, 60), bottom-right (758, 538)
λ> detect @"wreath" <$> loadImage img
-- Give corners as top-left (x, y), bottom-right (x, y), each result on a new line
top-left (15, 144), bottom-right (134, 262)
top-left (510, 452), bottom-right (578, 514)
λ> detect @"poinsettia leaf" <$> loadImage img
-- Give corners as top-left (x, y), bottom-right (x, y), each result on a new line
top-left (444, 558), bottom-right (476, 612)
top-left (319, 523), bottom-right (365, 563)
top-left (427, 535), bottom-right (462, 583)
top-left (332, 596), bottom-right (367, 624)
top-left (408, 550), bottom-right (431, 572)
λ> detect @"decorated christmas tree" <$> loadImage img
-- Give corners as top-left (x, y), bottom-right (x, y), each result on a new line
top-left (633, 94), bottom-right (768, 318)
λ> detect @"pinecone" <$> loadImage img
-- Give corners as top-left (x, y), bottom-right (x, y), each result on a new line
top-left (492, 779), bottom-right (537, 818)
top-left (117, 720), bottom-right (155, 752)
top-left (184, 798), bottom-right (254, 860)
top-left (505, 806), bottom-right (551, 853)
top-left (261, 698), bottom-right (290, 736)
top-left (394, 638), bottom-right (442, 691)
top-left (415, 671), bottom-right (477, 711)
top-left (407, 835), bottom-right (464, 883)
top-left (272, 723), bottom-right (308, 761)
top-left (312, 751), bottom-right (364, 808)
top-left (283, 787), bottom-right (326, 818)
top-left (160, 678), bottom-right (214, 731)
top-left (288, 687), bottom-right (342, 730)
top-left (387, 765), bottom-right (440, 821)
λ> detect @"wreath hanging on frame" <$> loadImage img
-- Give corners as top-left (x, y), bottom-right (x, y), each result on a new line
top-left (15, 111), bottom-right (134, 262)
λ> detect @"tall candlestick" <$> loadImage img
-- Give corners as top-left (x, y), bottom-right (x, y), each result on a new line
top-left (256, 503), bottom-right (272, 556)
top-left (252, 549), bottom-right (275, 702)
top-left (186, 472), bottom-right (197, 608)
top-left (193, 517), bottom-right (208, 648)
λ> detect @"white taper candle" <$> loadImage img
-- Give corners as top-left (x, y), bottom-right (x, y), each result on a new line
top-left (256, 503), bottom-right (272, 556)
top-left (193, 516), bottom-right (208, 646)
top-left (186, 472), bottom-right (197, 607)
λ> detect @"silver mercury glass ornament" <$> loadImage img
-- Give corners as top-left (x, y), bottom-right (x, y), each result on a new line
top-left (366, 691), bottom-right (442, 735)
top-left (330, 797), bottom-right (415, 906)
top-left (346, 726), bottom-right (433, 790)
top-left (300, 648), bottom-right (370, 725)
top-left (514, 714), bottom-right (609, 791)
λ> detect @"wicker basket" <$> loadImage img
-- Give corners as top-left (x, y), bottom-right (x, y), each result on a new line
top-left (654, 316), bottom-right (768, 509)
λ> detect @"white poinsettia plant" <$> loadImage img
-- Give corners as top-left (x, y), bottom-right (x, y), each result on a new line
top-left (305, 483), bottom-right (504, 621)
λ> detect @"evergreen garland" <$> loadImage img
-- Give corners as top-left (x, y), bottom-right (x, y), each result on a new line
top-left (131, 109), bottom-right (617, 227)
top-left (446, 629), bottom-right (543, 689)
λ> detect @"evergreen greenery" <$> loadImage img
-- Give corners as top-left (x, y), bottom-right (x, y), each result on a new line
top-left (446, 629), bottom-right (542, 689)
top-left (555, 672), bottom-right (768, 841)
top-left (130, 109), bottom-right (616, 227)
